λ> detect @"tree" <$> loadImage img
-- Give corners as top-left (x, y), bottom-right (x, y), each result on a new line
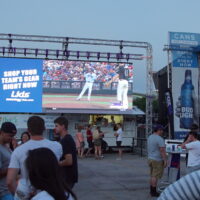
top-left (152, 99), bottom-right (158, 113)
top-left (133, 97), bottom-right (146, 112)
top-left (133, 96), bottom-right (158, 114)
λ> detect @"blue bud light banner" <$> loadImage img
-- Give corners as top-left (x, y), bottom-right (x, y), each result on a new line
top-left (169, 32), bottom-right (199, 139)
top-left (0, 58), bottom-right (43, 113)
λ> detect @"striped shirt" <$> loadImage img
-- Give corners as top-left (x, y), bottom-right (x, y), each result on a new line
top-left (158, 170), bottom-right (200, 200)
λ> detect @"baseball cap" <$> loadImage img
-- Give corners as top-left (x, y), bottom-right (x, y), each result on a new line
top-left (1, 122), bottom-right (17, 134)
top-left (154, 124), bottom-right (164, 131)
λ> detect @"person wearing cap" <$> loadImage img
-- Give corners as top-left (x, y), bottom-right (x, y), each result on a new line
top-left (76, 68), bottom-right (97, 101)
top-left (147, 124), bottom-right (167, 197)
top-left (183, 123), bottom-right (199, 166)
top-left (6, 116), bottom-right (63, 199)
top-left (0, 122), bottom-right (17, 200)
top-left (184, 123), bottom-right (199, 143)
top-left (180, 131), bottom-right (200, 174)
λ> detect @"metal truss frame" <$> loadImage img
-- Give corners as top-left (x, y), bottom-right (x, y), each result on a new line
top-left (0, 33), bottom-right (153, 136)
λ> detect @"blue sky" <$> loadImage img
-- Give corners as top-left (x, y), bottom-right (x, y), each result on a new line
top-left (1, 0), bottom-right (200, 92)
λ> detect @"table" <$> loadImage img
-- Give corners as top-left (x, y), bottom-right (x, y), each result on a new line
top-left (166, 148), bottom-right (187, 183)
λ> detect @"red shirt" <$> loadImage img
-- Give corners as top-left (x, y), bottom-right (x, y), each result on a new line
top-left (87, 129), bottom-right (93, 141)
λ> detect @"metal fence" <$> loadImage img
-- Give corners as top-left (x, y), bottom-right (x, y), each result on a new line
top-left (132, 137), bottom-right (147, 157)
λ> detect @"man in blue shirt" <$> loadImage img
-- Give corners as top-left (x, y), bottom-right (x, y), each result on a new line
top-left (147, 124), bottom-right (167, 197)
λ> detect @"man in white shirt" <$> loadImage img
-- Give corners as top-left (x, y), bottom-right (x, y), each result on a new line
top-left (180, 131), bottom-right (200, 173)
top-left (76, 68), bottom-right (97, 101)
top-left (114, 123), bottom-right (123, 160)
top-left (6, 116), bottom-right (63, 199)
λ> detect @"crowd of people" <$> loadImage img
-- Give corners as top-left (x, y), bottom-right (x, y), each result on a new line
top-left (0, 115), bottom-right (124, 200)
top-left (0, 116), bottom-right (78, 200)
top-left (4, 115), bottom-right (200, 199)
top-left (75, 123), bottom-right (124, 160)
top-left (4, 114), bottom-right (200, 199)
top-left (43, 60), bottom-right (133, 83)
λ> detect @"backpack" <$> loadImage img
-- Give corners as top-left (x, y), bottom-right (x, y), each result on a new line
top-left (93, 130), bottom-right (99, 140)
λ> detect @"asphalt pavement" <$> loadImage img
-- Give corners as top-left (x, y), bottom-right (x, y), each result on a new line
top-left (74, 153), bottom-right (187, 200)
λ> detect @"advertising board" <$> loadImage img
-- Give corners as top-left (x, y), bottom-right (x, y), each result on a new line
top-left (0, 58), bottom-right (134, 113)
top-left (169, 32), bottom-right (199, 139)
top-left (0, 58), bottom-right (42, 112)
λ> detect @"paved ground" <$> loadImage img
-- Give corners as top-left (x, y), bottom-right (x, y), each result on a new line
top-left (74, 153), bottom-right (187, 200)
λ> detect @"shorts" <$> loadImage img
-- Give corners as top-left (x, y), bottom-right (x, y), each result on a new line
top-left (116, 141), bottom-right (122, 147)
top-left (148, 159), bottom-right (164, 179)
top-left (87, 140), bottom-right (93, 148)
top-left (94, 139), bottom-right (102, 146)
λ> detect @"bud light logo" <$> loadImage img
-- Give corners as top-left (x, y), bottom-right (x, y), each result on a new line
top-left (180, 107), bottom-right (193, 119)
top-left (180, 70), bottom-right (194, 129)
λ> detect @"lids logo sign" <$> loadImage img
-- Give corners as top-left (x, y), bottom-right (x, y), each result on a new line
top-left (11, 91), bottom-right (30, 98)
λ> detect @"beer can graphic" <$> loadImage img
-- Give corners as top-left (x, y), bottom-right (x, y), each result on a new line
top-left (180, 70), bottom-right (194, 129)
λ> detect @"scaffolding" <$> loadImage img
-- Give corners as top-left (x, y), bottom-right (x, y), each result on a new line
top-left (0, 33), bottom-right (153, 136)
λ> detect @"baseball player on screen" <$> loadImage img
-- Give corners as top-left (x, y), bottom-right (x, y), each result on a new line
top-left (105, 64), bottom-right (129, 110)
top-left (76, 68), bottom-right (97, 101)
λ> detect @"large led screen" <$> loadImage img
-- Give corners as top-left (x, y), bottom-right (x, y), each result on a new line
top-left (0, 58), bottom-right (43, 113)
top-left (0, 58), bottom-right (133, 113)
top-left (43, 60), bottom-right (133, 111)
